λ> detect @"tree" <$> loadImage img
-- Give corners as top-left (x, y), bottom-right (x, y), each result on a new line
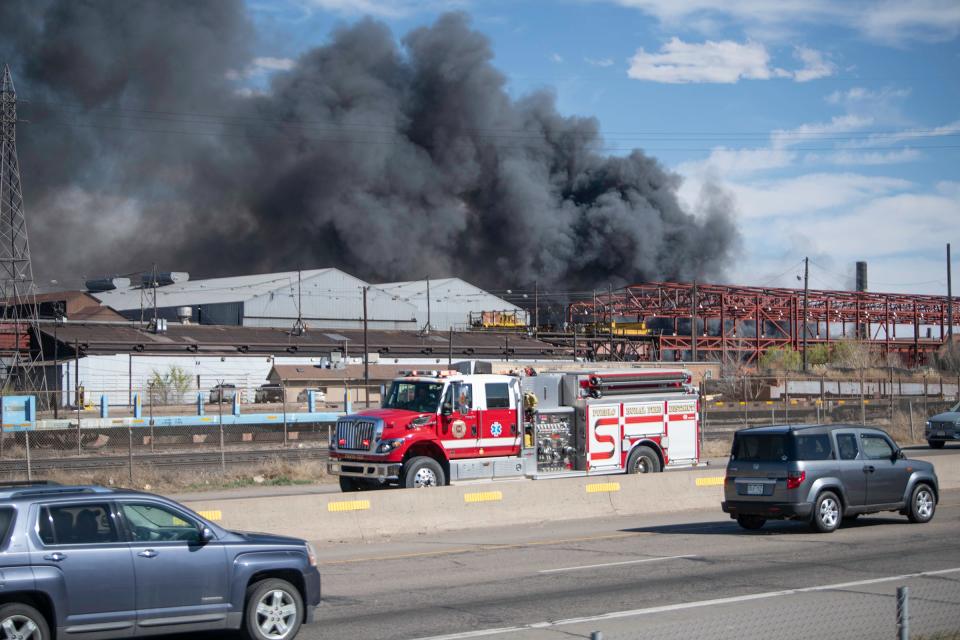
top-left (758, 346), bottom-right (801, 373)
top-left (806, 343), bottom-right (831, 366)
top-left (831, 339), bottom-right (878, 370)
top-left (147, 365), bottom-right (193, 405)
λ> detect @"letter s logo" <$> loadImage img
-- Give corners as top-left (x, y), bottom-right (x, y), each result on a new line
top-left (590, 417), bottom-right (619, 461)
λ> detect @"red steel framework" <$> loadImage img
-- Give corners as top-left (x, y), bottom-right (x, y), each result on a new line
top-left (568, 282), bottom-right (959, 366)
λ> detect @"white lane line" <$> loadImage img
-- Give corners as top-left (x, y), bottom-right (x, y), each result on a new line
top-left (538, 555), bottom-right (697, 574)
top-left (410, 566), bottom-right (960, 640)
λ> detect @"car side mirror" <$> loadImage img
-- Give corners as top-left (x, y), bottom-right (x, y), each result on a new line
top-left (200, 526), bottom-right (215, 542)
top-left (441, 403), bottom-right (453, 417)
top-left (896, 449), bottom-right (905, 460)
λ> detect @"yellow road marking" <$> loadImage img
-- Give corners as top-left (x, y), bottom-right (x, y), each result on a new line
top-left (464, 491), bottom-right (503, 503)
top-left (327, 500), bottom-right (370, 513)
top-left (197, 510), bottom-right (222, 521)
top-left (695, 477), bottom-right (725, 487)
top-left (318, 531), bottom-right (647, 565)
top-left (586, 482), bottom-right (621, 493)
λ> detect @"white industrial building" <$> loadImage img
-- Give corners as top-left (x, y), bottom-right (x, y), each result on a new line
top-left (91, 268), bottom-right (525, 332)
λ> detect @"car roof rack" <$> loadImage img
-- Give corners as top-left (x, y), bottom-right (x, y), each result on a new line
top-left (0, 480), bottom-right (62, 489)
top-left (3, 485), bottom-right (115, 499)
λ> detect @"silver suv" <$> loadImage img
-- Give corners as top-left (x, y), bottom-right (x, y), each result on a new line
top-left (721, 425), bottom-right (938, 533)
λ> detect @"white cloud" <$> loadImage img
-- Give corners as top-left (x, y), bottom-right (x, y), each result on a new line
top-left (627, 38), bottom-right (834, 83)
top-left (585, 57), bottom-right (615, 67)
top-left (770, 114), bottom-right (874, 148)
top-left (627, 37), bottom-right (787, 83)
top-left (550, 53), bottom-right (564, 63)
top-left (711, 173), bottom-right (912, 219)
top-left (227, 57), bottom-right (296, 81)
top-left (804, 148), bottom-right (922, 166)
top-left (605, 0), bottom-right (960, 45)
top-left (677, 147), bottom-right (796, 178)
top-left (792, 46), bottom-right (835, 82)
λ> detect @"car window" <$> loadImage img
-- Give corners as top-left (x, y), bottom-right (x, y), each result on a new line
top-left (732, 433), bottom-right (790, 461)
top-left (0, 507), bottom-right (13, 543)
top-left (836, 433), bottom-right (859, 460)
top-left (121, 503), bottom-right (201, 543)
top-left (861, 434), bottom-right (894, 459)
top-left (794, 434), bottom-right (833, 460)
top-left (485, 383), bottom-right (511, 409)
top-left (38, 503), bottom-right (119, 545)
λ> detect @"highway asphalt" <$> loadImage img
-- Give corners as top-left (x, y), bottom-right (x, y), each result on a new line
top-left (293, 490), bottom-right (960, 640)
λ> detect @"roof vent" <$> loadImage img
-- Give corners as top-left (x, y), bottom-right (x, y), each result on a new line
top-left (85, 277), bottom-right (132, 292)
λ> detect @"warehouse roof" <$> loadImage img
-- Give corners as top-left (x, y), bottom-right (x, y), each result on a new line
top-left (37, 322), bottom-right (568, 359)
top-left (91, 268), bottom-right (357, 311)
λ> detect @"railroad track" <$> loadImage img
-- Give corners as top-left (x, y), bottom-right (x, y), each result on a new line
top-left (0, 447), bottom-right (330, 473)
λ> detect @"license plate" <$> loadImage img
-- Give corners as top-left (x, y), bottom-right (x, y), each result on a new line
top-left (747, 483), bottom-right (765, 495)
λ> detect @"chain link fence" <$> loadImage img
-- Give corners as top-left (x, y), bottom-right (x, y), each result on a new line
top-left (578, 573), bottom-right (960, 640)
top-left (699, 372), bottom-right (960, 456)
top-left (0, 382), bottom-right (387, 485)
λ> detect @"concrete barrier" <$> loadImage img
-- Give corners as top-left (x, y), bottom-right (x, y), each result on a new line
top-left (181, 455), bottom-right (960, 544)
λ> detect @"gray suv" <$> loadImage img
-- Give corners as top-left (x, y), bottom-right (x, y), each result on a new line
top-left (925, 400), bottom-right (960, 448)
top-left (721, 425), bottom-right (938, 533)
top-left (0, 483), bottom-right (320, 639)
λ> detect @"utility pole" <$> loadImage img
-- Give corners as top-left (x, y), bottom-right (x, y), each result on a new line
top-left (534, 280), bottom-right (539, 337)
top-left (425, 277), bottom-right (431, 333)
top-left (691, 280), bottom-right (698, 363)
top-left (362, 286), bottom-right (369, 408)
top-left (292, 265), bottom-right (305, 335)
top-left (0, 66), bottom-right (46, 395)
top-left (948, 243), bottom-right (953, 349)
top-left (802, 257), bottom-right (810, 372)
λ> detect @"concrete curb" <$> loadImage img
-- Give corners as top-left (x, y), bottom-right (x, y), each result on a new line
top-left (181, 455), bottom-right (959, 544)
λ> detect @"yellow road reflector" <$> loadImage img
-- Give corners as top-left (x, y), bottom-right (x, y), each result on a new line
top-left (464, 491), bottom-right (503, 503)
top-left (197, 510), bottom-right (222, 521)
top-left (695, 477), bottom-right (725, 487)
top-left (586, 482), bottom-right (620, 493)
top-left (715, 402), bottom-right (725, 406)
top-left (327, 500), bottom-right (370, 513)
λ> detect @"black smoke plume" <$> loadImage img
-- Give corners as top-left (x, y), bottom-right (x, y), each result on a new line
top-left (0, 2), bottom-right (738, 291)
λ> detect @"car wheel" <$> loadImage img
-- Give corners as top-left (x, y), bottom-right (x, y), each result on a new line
top-left (242, 578), bottom-right (303, 640)
top-left (811, 491), bottom-right (841, 533)
top-left (626, 446), bottom-right (661, 474)
top-left (0, 602), bottom-right (51, 640)
top-left (403, 456), bottom-right (445, 488)
top-left (736, 515), bottom-right (766, 530)
top-left (907, 483), bottom-right (936, 524)
top-left (928, 440), bottom-right (945, 449)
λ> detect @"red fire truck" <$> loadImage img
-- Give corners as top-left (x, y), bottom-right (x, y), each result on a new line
top-left (327, 369), bottom-right (700, 491)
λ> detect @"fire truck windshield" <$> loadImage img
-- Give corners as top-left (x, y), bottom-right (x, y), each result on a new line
top-left (383, 380), bottom-right (444, 413)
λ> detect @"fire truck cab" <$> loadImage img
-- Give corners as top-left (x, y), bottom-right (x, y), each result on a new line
top-left (327, 368), bottom-right (699, 491)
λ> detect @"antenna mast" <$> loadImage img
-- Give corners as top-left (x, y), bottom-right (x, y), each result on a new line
top-left (0, 65), bottom-right (47, 396)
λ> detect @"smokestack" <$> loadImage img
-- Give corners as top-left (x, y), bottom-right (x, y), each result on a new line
top-left (855, 261), bottom-right (868, 292)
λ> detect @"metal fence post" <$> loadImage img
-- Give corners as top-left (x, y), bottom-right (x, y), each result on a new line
top-left (909, 401), bottom-right (915, 442)
top-left (219, 387), bottom-right (226, 474)
top-left (282, 381), bottom-right (288, 448)
top-left (25, 431), bottom-right (32, 483)
top-left (128, 426), bottom-right (134, 484)
top-left (896, 586), bottom-right (909, 640)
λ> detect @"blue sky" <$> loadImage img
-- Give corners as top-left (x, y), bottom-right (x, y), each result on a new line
top-left (246, 0), bottom-right (959, 296)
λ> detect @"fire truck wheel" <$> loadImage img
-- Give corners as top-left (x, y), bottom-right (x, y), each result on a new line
top-left (626, 446), bottom-right (661, 474)
top-left (403, 457), bottom-right (446, 488)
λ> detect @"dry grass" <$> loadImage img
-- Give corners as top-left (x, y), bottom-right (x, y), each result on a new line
top-left (701, 437), bottom-right (733, 460)
top-left (32, 458), bottom-right (332, 494)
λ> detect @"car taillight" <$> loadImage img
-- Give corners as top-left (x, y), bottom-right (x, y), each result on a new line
top-left (786, 471), bottom-right (806, 490)
top-left (362, 439), bottom-right (370, 447)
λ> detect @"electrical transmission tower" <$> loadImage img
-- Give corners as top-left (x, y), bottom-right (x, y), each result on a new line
top-left (0, 65), bottom-right (47, 395)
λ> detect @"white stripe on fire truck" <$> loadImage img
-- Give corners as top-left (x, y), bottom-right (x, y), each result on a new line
top-left (441, 438), bottom-right (521, 449)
